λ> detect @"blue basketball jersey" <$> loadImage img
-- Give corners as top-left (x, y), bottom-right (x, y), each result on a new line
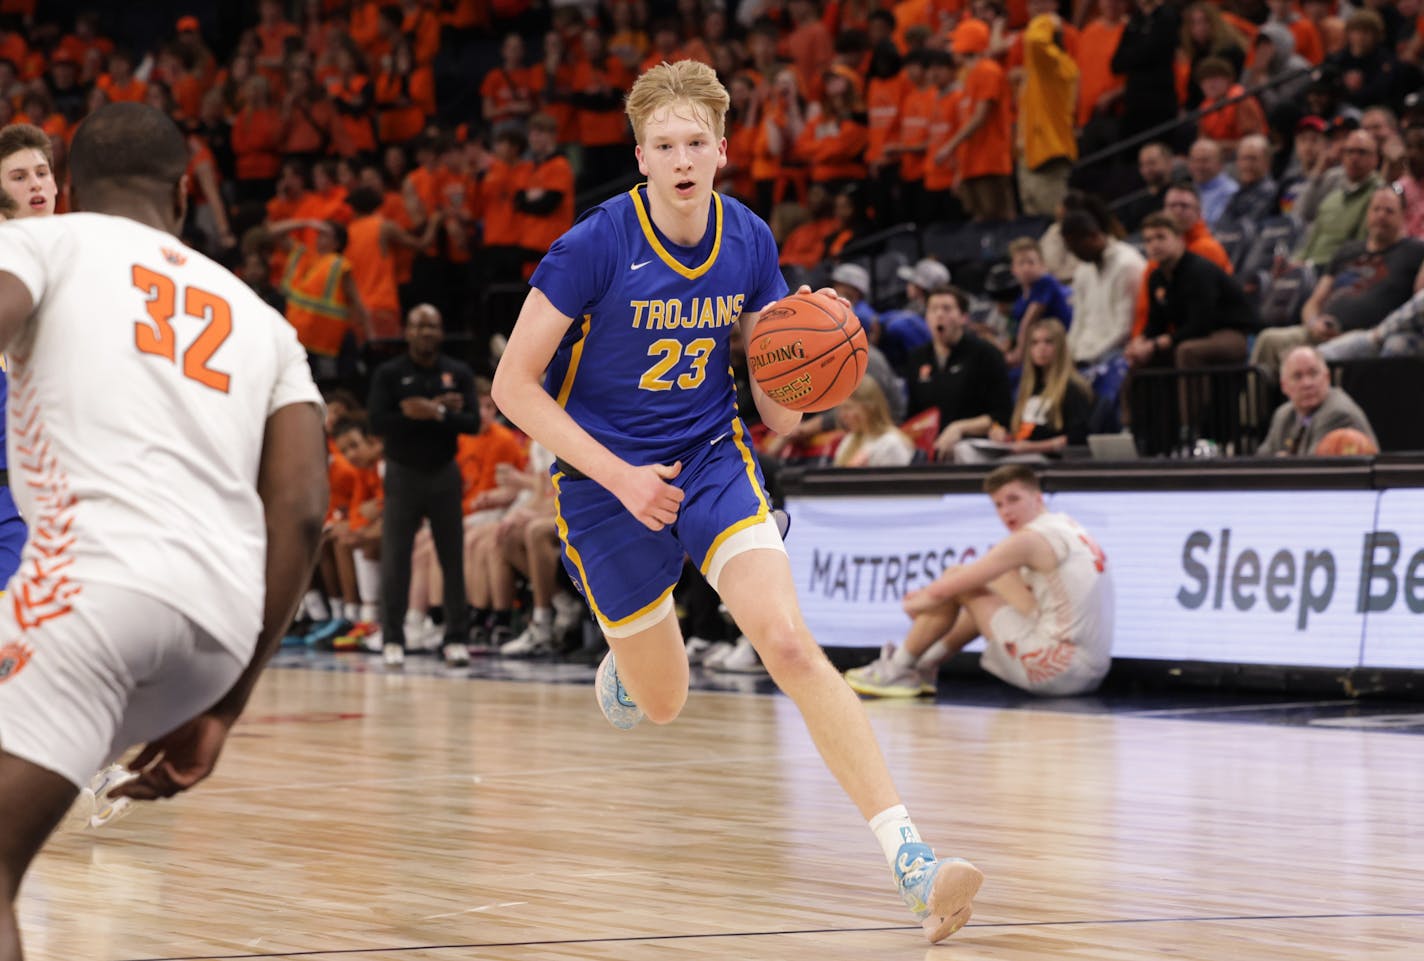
top-left (530, 186), bottom-right (787, 464)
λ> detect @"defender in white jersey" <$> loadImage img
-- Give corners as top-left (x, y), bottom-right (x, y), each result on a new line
top-left (847, 464), bottom-right (1114, 698)
top-left (0, 103), bottom-right (327, 959)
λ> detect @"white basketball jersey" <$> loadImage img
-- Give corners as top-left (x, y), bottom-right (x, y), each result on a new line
top-left (1021, 511), bottom-right (1114, 673)
top-left (0, 213), bottom-right (321, 661)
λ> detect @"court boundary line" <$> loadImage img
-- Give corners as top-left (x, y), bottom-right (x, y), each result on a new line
top-left (119, 911), bottom-right (1424, 961)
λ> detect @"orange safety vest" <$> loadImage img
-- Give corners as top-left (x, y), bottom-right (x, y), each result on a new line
top-left (281, 244), bottom-right (353, 357)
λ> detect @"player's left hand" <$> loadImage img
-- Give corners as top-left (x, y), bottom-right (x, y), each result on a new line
top-left (111, 713), bottom-right (234, 801)
top-left (796, 284), bottom-right (853, 313)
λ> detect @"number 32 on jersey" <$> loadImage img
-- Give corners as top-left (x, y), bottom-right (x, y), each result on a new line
top-left (131, 264), bottom-right (233, 393)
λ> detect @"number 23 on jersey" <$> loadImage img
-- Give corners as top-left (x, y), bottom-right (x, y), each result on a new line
top-left (131, 264), bottom-right (233, 393)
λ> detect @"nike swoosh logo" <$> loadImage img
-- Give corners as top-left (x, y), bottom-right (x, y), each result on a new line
top-left (630, 260), bottom-right (652, 270)
top-left (709, 431), bottom-right (729, 446)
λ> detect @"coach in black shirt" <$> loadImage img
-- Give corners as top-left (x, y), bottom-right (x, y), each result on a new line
top-left (368, 304), bottom-right (479, 665)
top-left (903, 286), bottom-right (1013, 460)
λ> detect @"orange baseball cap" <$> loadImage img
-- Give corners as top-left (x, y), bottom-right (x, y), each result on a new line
top-left (176, 15), bottom-right (200, 32)
top-left (951, 18), bottom-right (990, 55)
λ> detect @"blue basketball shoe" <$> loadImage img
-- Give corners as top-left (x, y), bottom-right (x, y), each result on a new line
top-left (595, 651), bottom-right (643, 730)
top-left (894, 842), bottom-right (982, 943)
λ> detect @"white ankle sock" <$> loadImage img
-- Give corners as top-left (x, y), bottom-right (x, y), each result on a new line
top-left (869, 804), bottom-right (924, 869)
top-left (302, 590), bottom-right (329, 621)
top-left (343, 601), bottom-right (360, 622)
top-left (918, 640), bottom-right (950, 667)
top-left (891, 645), bottom-right (919, 670)
top-left (359, 602), bottom-right (379, 623)
top-left (532, 606), bottom-right (552, 626)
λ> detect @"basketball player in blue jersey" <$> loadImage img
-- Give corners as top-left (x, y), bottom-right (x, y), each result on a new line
top-left (0, 124), bottom-right (57, 586)
top-left (492, 61), bottom-right (982, 943)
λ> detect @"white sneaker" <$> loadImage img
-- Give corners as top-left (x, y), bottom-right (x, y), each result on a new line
top-left (382, 643), bottom-right (405, 668)
top-left (405, 616), bottom-right (442, 651)
top-left (500, 620), bottom-right (555, 657)
top-left (362, 626), bottom-right (385, 654)
top-left (442, 642), bottom-right (470, 666)
top-left (699, 640), bottom-right (737, 669)
top-left (714, 636), bottom-right (767, 674)
top-left (684, 636), bottom-right (715, 663)
top-left (78, 764), bottom-right (139, 830)
top-left (551, 592), bottom-right (585, 636)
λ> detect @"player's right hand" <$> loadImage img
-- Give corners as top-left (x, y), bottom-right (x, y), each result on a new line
top-left (618, 461), bottom-right (684, 531)
top-left (110, 713), bottom-right (233, 801)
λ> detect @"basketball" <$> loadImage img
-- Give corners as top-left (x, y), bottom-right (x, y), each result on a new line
top-left (747, 292), bottom-right (868, 412)
top-left (1313, 427), bottom-right (1378, 456)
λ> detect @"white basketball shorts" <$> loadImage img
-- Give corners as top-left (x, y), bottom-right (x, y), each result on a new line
top-left (982, 605), bottom-right (1108, 697)
top-left (0, 582), bottom-right (245, 788)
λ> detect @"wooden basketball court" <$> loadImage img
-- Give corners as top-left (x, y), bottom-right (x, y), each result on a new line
top-left (21, 659), bottom-right (1424, 960)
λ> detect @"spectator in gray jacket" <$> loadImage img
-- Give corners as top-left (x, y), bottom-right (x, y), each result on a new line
top-left (1259, 346), bottom-right (1378, 455)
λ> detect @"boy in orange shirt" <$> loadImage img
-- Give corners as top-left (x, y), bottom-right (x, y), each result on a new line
top-left (945, 18), bottom-right (1015, 222)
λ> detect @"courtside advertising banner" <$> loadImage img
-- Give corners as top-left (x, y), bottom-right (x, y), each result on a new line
top-left (1359, 487), bottom-right (1424, 670)
top-left (787, 488), bottom-right (1411, 668)
top-left (783, 495), bottom-right (1004, 649)
top-left (1050, 490), bottom-right (1375, 666)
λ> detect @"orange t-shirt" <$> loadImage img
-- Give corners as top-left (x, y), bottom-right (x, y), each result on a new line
top-left (958, 58), bottom-right (1013, 180)
top-left (347, 462), bottom-right (383, 531)
top-left (231, 106), bottom-right (283, 180)
top-left (865, 74), bottom-right (907, 167)
top-left (478, 157), bottom-right (531, 249)
top-left (1077, 18), bottom-right (1126, 127)
top-left (793, 114), bottom-right (868, 183)
top-left (327, 447), bottom-right (358, 525)
top-left (480, 66), bottom-right (535, 126)
top-left (1290, 17), bottom-right (1325, 66)
top-left (345, 214), bottom-right (400, 314)
top-left (896, 82), bottom-right (937, 184)
top-left (530, 61), bottom-right (580, 144)
top-left (404, 5), bottom-right (441, 65)
top-left (779, 217), bottom-right (839, 269)
top-left (783, 20), bottom-right (834, 101)
top-left (571, 57), bottom-right (632, 147)
top-left (375, 67), bottom-right (435, 145)
top-left (257, 20), bottom-right (301, 62)
top-left (97, 75), bottom-right (148, 103)
top-left (923, 88), bottom-right (961, 193)
top-left (457, 425), bottom-right (527, 513)
top-left (326, 75), bottom-right (377, 155)
top-left (1198, 85), bottom-right (1265, 143)
top-left (722, 118), bottom-right (758, 201)
top-left (751, 103), bottom-right (788, 183)
top-left (520, 153), bottom-right (575, 257)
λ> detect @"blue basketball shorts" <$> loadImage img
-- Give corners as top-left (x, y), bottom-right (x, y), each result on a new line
top-left (553, 419), bottom-right (785, 638)
top-left (0, 485), bottom-right (26, 589)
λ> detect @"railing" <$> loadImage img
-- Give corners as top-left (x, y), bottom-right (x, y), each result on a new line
top-left (1126, 365), bottom-right (1275, 457)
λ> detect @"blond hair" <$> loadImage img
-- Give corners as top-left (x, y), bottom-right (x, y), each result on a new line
top-left (833, 378), bottom-right (906, 466)
top-left (1011, 318), bottom-right (1090, 433)
top-left (625, 60), bottom-right (730, 144)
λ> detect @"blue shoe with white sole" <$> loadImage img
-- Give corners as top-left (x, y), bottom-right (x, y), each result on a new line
top-left (595, 652), bottom-right (643, 730)
top-left (894, 841), bottom-right (983, 943)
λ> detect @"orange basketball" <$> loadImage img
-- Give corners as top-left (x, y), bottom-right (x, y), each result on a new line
top-left (1313, 427), bottom-right (1378, 456)
top-left (747, 292), bottom-right (868, 412)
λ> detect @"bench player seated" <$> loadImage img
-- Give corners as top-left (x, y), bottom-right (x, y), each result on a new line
top-left (847, 465), bottom-right (1115, 698)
